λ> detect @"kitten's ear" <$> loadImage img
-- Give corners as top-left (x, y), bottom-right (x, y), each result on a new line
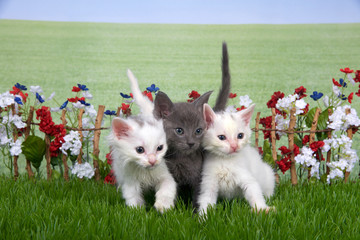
top-left (238, 104), bottom-right (256, 126)
top-left (203, 104), bottom-right (216, 128)
top-left (112, 117), bottom-right (132, 139)
top-left (193, 91), bottom-right (213, 109)
top-left (153, 91), bottom-right (174, 119)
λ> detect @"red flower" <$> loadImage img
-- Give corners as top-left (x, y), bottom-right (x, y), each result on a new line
top-left (67, 96), bottom-right (85, 103)
top-left (309, 141), bottom-right (325, 152)
top-left (19, 91), bottom-right (28, 103)
top-left (332, 78), bottom-right (342, 87)
top-left (340, 67), bottom-right (354, 74)
top-left (348, 92), bottom-right (354, 104)
top-left (106, 152), bottom-right (113, 165)
top-left (302, 135), bottom-right (310, 145)
top-left (279, 145), bottom-right (300, 156)
top-left (72, 86), bottom-right (81, 92)
top-left (294, 86), bottom-right (307, 99)
top-left (276, 158), bottom-right (291, 174)
top-left (259, 116), bottom-right (280, 140)
top-left (142, 90), bottom-right (153, 102)
top-left (267, 91), bottom-right (284, 109)
top-left (229, 93), bottom-right (237, 99)
top-left (104, 170), bottom-right (116, 185)
top-left (356, 88), bottom-right (360, 97)
top-left (121, 103), bottom-right (131, 116)
top-left (300, 103), bottom-right (309, 115)
top-left (258, 147), bottom-right (263, 155)
top-left (188, 90), bottom-right (201, 102)
top-left (10, 86), bottom-right (21, 95)
top-left (237, 106), bottom-right (246, 111)
top-left (354, 70), bottom-right (360, 83)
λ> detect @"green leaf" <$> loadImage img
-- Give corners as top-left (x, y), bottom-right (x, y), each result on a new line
top-left (21, 135), bottom-right (46, 169)
top-left (305, 107), bottom-right (318, 128)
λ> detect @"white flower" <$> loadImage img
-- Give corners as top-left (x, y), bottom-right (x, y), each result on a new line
top-left (275, 114), bottom-right (289, 138)
top-left (332, 86), bottom-right (341, 96)
top-left (10, 139), bottom-right (23, 156)
top-left (326, 168), bottom-right (344, 184)
top-left (30, 86), bottom-right (43, 94)
top-left (328, 105), bottom-right (360, 131)
top-left (0, 135), bottom-right (12, 146)
top-left (0, 91), bottom-right (15, 108)
top-left (225, 105), bottom-right (237, 113)
top-left (72, 102), bottom-right (85, 109)
top-left (82, 91), bottom-right (93, 99)
top-left (50, 107), bottom-right (61, 112)
top-left (84, 104), bottom-right (97, 118)
top-left (276, 94), bottom-right (307, 115)
top-left (71, 162), bottom-right (95, 179)
top-left (347, 73), bottom-right (355, 85)
top-left (2, 113), bottom-right (26, 129)
top-left (60, 130), bottom-right (82, 156)
top-left (239, 95), bottom-right (253, 108)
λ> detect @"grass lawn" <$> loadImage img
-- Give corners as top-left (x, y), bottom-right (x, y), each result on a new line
top-left (1, 176), bottom-right (360, 239)
top-left (0, 20), bottom-right (360, 239)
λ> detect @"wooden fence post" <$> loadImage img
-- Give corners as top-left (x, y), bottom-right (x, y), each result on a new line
top-left (116, 106), bottom-right (121, 117)
top-left (308, 108), bottom-right (321, 180)
top-left (11, 104), bottom-right (19, 180)
top-left (270, 108), bottom-right (279, 184)
top-left (344, 108), bottom-right (353, 183)
top-left (24, 106), bottom-right (35, 179)
top-left (44, 134), bottom-right (52, 180)
top-left (60, 109), bottom-right (70, 181)
top-left (77, 109), bottom-right (85, 164)
top-left (255, 112), bottom-right (261, 149)
top-left (288, 108), bottom-right (298, 185)
top-left (92, 105), bottom-right (105, 181)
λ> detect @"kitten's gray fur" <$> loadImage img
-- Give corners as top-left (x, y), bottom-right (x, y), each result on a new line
top-left (153, 42), bottom-right (230, 208)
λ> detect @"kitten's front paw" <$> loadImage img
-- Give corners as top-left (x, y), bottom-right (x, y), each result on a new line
top-left (252, 206), bottom-right (276, 214)
top-left (154, 199), bottom-right (174, 213)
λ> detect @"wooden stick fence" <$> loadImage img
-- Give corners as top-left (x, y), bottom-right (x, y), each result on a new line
top-left (8, 105), bottom-right (359, 184)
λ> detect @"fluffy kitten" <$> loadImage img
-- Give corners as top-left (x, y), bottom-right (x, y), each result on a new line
top-left (108, 69), bottom-right (177, 213)
top-left (198, 104), bottom-right (275, 215)
top-left (153, 42), bottom-right (230, 208)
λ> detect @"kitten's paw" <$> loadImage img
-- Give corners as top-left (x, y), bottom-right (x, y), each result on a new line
top-left (154, 199), bottom-right (174, 213)
top-left (252, 206), bottom-right (276, 214)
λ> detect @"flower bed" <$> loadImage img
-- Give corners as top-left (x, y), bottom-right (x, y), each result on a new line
top-left (0, 68), bottom-right (359, 184)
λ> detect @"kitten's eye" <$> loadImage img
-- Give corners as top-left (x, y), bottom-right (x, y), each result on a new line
top-left (195, 128), bottom-right (203, 135)
top-left (237, 133), bottom-right (244, 139)
top-left (175, 128), bottom-right (184, 135)
top-left (218, 135), bottom-right (226, 140)
top-left (157, 145), bottom-right (163, 151)
top-left (135, 146), bottom-right (145, 154)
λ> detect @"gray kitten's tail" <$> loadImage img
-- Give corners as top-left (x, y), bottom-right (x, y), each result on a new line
top-left (213, 42), bottom-right (231, 112)
top-left (127, 69), bottom-right (154, 116)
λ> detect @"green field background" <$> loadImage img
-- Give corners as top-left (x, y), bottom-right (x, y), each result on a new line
top-left (0, 20), bottom-right (359, 175)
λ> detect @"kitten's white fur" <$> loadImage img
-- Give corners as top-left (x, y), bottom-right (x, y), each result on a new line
top-left (108, 70), bottom-right (176, 213)
top-left (198, 104), bottom-right (275, 215)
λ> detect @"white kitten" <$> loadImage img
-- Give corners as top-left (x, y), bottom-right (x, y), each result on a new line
top-left (107, 69), bottom-right (177, 213)
top-left (198, 104), bottom-right (275, 215)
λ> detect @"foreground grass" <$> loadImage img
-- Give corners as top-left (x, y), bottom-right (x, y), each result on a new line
top-left (1, 176), bottom-right (359, 239)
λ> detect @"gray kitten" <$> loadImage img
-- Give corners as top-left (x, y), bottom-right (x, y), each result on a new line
top-left (153, 42), bottom-right (230, 208)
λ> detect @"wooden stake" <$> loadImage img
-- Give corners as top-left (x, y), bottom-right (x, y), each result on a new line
top-left (77, 109), bottom-right (85, 164)
top-left (270, 108), bottom-right (279, 184)
top-left (116, 106), bottom-right (122, 117)
top-left (60, 109), bottom-right (69, 181)
top-left (24, 106), bottom-right (35, 179)
top-left (92, 105), bottom-right (105, 181)
top-left (44, 134), bottom-right (52, 180)
top-left (288, 108), bottom-right (298, 185)
top-left (11, 104), bottom-right (19, 180)
top-left (255, 112), bottom-right (261, 149)
top-left (308, 108), bottom-right (321, 180)
top-left (344, 108), bottom-right (353, 183)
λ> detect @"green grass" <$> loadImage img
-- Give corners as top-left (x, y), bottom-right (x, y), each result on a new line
top-left (1, 176), bottom-right (360, 239)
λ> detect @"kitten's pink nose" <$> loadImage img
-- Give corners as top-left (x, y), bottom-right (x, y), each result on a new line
top-left (148, 154), bottom-right (157, 166)
top-left (230, 141), bottom-right (238, 153)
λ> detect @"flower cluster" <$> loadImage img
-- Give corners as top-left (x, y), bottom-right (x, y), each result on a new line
top-left (187, 90), bottom-right (201, 103)
top-left (36, 106), bottom-right (66, 157)
top-left (225, 93), bottom-right (253, 113)
top-left (71, 162), bottom-right (95, 179)
top-left (60, 130), bottom-right (82, 156)
top-left (104, 152), bottom-right (116, 185)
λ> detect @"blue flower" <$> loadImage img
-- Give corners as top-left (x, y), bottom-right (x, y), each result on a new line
top-left (36, 93), bottom-right (45, 103)
top-left (15, 83), bottom-right (27, 91)
top-left (60, 100), bottom-right (69, 109)
top-left (310, 91), bottom-right (323, 101)
top-left (79, 100), bottom-right (90, 106)
top-left (120, 93), bottom-right (132, 99)
top-left (146, 84), bottom-right (160, 93)
top-left (339, 78), bottom-right (347, 87)
top-left (14, 97), bottom-right (23, 105)
top-left (104, 110), bottom-right (116, 116)
top-left (338, 94), bottom-right (347, 100)
top-left (77, 84), bottom-right (89, 91)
